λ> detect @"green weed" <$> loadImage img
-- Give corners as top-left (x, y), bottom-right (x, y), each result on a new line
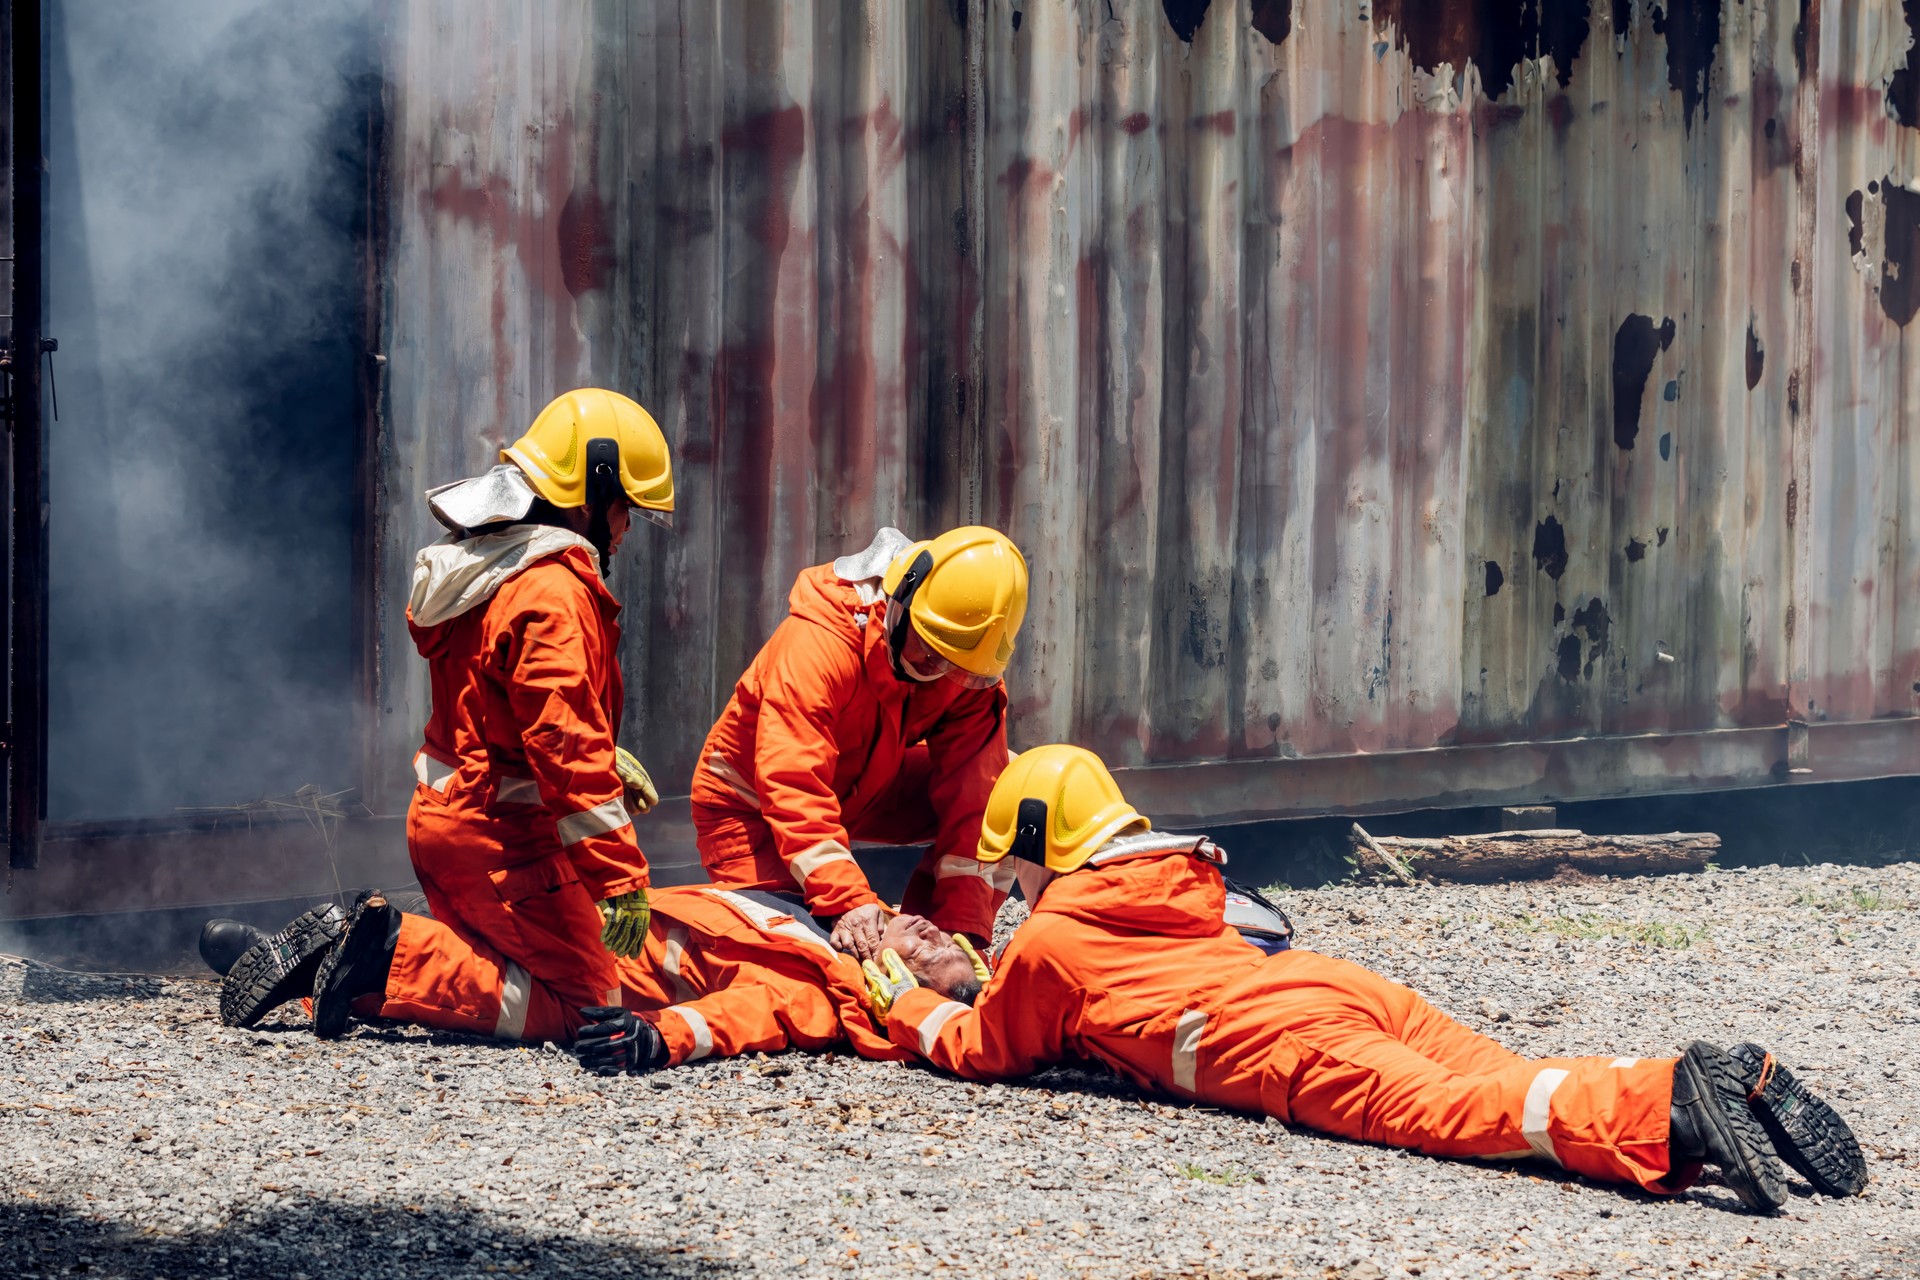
top-left (1796, 886), bottom-right (1908, 914)
top-left (1502, 912), bottom-right (1705, 950)
top-left (1177, 1162), bottom-right (1251, 1186)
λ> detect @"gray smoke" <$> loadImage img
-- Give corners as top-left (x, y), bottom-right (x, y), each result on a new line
top-left (45, 0), bottom-right (375, 820)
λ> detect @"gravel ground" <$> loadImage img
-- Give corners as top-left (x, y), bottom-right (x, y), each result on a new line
top-left (3, 860), bottom-right (1917, 1279)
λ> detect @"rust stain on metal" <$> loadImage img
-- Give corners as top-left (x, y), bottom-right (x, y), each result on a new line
top-left (365, 0), bottom-right (1920, 821)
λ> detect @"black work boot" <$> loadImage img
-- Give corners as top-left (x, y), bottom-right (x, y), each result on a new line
top-left (1729, 1042), bottom-right (1869, 1197)
top-left (199, 919), bottom-right (267, 977)
top-left (1669, 1041), bottom-right (1787, 1213)
top-left (311, 893), bottom-right (401, 1041)
top-left (219, 903), bottom-right (349, 1028)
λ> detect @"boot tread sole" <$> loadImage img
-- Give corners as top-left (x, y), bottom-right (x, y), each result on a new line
top-left (1677, 1041), bottom-right (1788, 1214)
top-left (218, 905), bottom-right (347, 1029)
top-left (1729, 1041), bottom-right (1869, 1198)
top-left (311, 894), bottom-right (389, 1041)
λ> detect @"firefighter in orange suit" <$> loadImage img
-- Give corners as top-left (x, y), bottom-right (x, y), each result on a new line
top-left (691, 526), bottom-right (1028, 957)
top-left (562, 885), bottom-right (990, 1075)
top-left (871, 745), bottom-right (1870, 1214)
top-left (305, 389), bottom-right (674, 1045)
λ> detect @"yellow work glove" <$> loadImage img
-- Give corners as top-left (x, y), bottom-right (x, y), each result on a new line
top-left (598, 888), bottom-right (651, 959)
top-left (860, 948), bottom-right (919, 1018)
top-left (614, 747), bottom-right (658, 816)
top-left (956, 935), bottom-right (993, 984)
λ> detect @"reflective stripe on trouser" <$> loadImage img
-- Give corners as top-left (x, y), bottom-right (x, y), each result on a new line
top-left (376, 795), bottom-right (621, 1046)
top-left (615, 924), bottom-right (849, 1066)
top-left (1233, 952), bottom-right (1681, 1192)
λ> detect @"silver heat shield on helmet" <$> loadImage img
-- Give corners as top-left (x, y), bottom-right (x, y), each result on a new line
top-left (425, 464), bottom-right (539, 535)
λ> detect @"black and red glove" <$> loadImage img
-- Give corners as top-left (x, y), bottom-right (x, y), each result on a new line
top-left (572, 1006), bottom-right (669, 1076)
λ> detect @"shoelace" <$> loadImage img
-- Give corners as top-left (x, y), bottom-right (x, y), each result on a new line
top-left (1747, 1052), bottom-right (1778, 1103)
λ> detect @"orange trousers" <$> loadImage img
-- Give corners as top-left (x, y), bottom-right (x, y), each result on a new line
top-left (1222, 952), bottom-right (1680, 1189)
top-left (618, 918), bottom-right (843, 1064)
top-left (369, 788), bottom-right (621, 1044)
top-left (697, 746), bottom-right (1003, 940)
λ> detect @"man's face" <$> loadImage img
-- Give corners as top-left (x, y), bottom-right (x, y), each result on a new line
top-left (897, 627), bottom-right (955, 683)
top-left (605, 502), bottom-right (633, 556)
top-left (881, 914), bottom-right (979, 1001)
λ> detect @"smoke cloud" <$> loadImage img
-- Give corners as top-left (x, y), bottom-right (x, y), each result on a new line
top-left (45, 0), bottom-right (375, 820)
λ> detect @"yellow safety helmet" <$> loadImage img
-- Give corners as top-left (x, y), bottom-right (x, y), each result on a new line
top-left (976, 744), bottom-right (1147, 874)
top-left (503, 388), bottom-right (675, 527)
top-left (880, 526), bottom-right (1029, 689)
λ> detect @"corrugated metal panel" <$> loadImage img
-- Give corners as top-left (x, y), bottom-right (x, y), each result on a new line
top-left (372, 0), bottom-right (1920, 819)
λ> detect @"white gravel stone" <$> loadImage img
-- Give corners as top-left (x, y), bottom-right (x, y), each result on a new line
top-left (2, 861), bottom-right (1917, 1277)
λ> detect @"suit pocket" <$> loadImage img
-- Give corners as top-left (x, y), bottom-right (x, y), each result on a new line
top-left (483, 855), bottom-right (610, 994)
top-left (487, 854), bottom-right (585, 907)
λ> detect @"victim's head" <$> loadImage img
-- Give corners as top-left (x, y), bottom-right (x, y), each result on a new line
top-left (882, 914), bottom-right (982, 1006)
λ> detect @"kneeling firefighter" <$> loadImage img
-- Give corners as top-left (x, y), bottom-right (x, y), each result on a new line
top-left (692, 526), bottom-right (1029, 958)
top-left (296, 389), bottom-right (673, 1044)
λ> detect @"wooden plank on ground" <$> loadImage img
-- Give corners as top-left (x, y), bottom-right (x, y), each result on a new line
top-left (1348, 829), bottom-right (1719, 885)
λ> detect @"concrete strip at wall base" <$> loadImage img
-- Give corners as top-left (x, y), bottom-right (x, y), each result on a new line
top-left (9, 717), bottom-right (1915, 919)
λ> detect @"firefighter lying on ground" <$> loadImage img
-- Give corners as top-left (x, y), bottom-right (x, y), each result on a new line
top-left (860, 745), bottom-right (1868, 1215)
top-left (691, 525), bottom-right (1029, 959)
top-left (563, 876), bottom-right (1290, 1074)
top-left (204, 872), bottom-right (1288, 1071)
top-left (218, 388), bottom-right (674, 1045)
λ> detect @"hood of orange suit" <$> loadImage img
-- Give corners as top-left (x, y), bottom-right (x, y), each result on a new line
top-left (1034, 844), bottom-right (1226, 938)
top-left (787, 526), bottom-right (915, 657)
top-left (407, 525), bottom-right (601, 641)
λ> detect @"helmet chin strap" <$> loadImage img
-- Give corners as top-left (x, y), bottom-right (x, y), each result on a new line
top-left (586, 504), bottom-right (614, 570)
top-left (885, 549), bottom-right (936, 681)
top-left (584, 436), bottom-right (622, 570)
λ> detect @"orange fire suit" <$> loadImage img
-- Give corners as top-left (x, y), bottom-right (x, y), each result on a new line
top-left (885, 838), bottom-right (1690, 1194)
top-left (372, 531), bottom-right (648, 1045)
top-left (692, 552), bottom-right (1014, 941)
top-left (616, 885), bottom-right (909, 1065)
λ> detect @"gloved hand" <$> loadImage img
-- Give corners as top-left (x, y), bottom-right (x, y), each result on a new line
top-left (860, 948), bottom-right (919, 1017)
top-left (598, 888), bottom-right (651, 958)
top-left (573, 1006), bottom-right (668, 1076)
top-left (829, 901), bottom-right (891, 961)
top-left (956, 935), bottom-right (993, 984)
top-left (614, 747), bottom-right (658, 816)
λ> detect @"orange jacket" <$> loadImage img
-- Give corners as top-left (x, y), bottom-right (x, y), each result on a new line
top-left (883, 841), bottom-right (1276, 1109)
top-left (691, 562), bottom-right (1009, 918)
top-left (408, 536), bottom-right (647, 900)
top-left (625, 886), bottom-right (910, 1064)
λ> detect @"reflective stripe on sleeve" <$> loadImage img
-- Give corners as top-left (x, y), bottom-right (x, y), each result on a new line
top-left (662, 926), bottom-right (698, 1003)
top-left (1171, 1009), bottom-right (1208, 1093)
top-left (788, 839), bottom-right (857, 886)
top-left (493, 961), bottom-right (532, 1040)
top-left (495, 775), bottom-right (539, 805)
top-left (556, 796), bottom-right (632, 846)
top-left (1521, 1067), bottom-right (1572, 1165)
top-left (1610, 1057), bottom-right (1640, 1069)
top-left (704, 753), bottom-right (762, 810)
top-left (914, 1000), bottom-right (971, 1056)
top-left (933, 854), bottom-right (1019, 893)
top-left (413, 751), bottom-right (456, 793)
top-left (669, 1005), bottom-right (714, 1062)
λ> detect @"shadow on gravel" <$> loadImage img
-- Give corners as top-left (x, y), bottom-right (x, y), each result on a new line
top-left (17, 967), bottom-right (166, 1004)
top-left (0, 1196), bottom-right (732, 1279)
top-left (1017, 1067), bottom-right (1784, 1216)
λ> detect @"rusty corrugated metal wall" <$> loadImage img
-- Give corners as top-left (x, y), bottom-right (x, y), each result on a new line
top-left (370, 0), bottom-right (1920, 821)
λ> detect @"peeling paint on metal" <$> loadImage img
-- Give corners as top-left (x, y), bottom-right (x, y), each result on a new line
top-left (367, 0), bottom-right (1920, 821)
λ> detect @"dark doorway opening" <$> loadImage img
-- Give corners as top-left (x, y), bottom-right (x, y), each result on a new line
top-left (41, 0), bottom-right (376, 824)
